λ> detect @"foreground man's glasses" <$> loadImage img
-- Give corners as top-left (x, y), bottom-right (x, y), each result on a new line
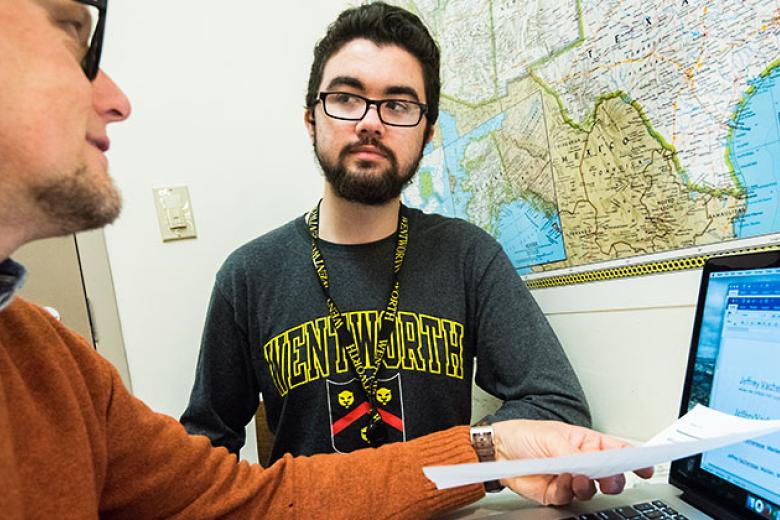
top-left (74, 0), bottom-right (107, 81)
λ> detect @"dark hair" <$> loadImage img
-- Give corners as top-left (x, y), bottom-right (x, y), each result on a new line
top-left (305, 2), bottom-right (441, 127)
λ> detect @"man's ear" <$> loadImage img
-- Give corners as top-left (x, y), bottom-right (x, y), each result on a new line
top-left (304, 109), bottom-right (316, 140)
top-left (424, 123), bottom-right (435, 145)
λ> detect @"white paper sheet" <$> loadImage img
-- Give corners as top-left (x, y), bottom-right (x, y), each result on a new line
top-left (424, 405), bottom-right (780, 489)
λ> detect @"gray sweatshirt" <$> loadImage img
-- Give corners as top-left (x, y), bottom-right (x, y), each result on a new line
top-left (181, 206), bottom-right (590, 463)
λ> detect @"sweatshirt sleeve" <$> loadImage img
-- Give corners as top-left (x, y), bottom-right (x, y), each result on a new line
top-left (472, 244), bottom-right (591, 428)
top-left (100, 358), bottom-right (483, 519)
top-left (180, 276), bottom-right (260, 455)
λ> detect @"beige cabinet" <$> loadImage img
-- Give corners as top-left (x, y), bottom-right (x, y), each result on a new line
top-left (13, 231), bottom-right (132, 390)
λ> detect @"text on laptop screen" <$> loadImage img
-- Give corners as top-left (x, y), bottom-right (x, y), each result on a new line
top-left (692, 267), bottom-right (780, 512)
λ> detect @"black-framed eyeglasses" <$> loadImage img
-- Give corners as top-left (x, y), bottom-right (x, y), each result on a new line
top-left (74, 0), bottom-right (107, 81)
top-left (318, 91), bottom-right (428, 127)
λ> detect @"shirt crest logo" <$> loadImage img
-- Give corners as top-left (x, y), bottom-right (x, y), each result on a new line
top-left (326, 374), bottom-right (405, 453)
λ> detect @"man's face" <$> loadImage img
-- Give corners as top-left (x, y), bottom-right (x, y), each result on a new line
top-left (305, 39), bottom-right (433, 206)
top-left (0, 0), bottom-right (130, 238)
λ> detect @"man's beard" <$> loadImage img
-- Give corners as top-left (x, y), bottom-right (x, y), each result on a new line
top-left (31, 165), bottom-right (122, 234)
top-left (315, 136), bottom-right (424, 206)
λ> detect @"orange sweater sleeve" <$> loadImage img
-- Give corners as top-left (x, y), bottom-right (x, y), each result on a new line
top-left (0, 299), bottom-right (483, 519)
top-left (102, 376), bottom-right (484, 518)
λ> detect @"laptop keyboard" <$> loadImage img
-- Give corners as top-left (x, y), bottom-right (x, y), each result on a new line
top-left (562, 500), bottom-right (689, 519)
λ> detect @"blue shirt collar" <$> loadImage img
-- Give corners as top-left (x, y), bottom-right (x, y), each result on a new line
top-left (0, 258), bottom-right (27, 311)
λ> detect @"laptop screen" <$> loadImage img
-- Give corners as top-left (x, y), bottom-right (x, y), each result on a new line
top-left (672, 251), bottom-right (780, 519)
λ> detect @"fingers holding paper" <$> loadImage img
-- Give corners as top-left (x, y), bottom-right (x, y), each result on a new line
top-left (424, 406), bottom-right (779, 504)
top-left (492, 420), bottom-right (654, 506)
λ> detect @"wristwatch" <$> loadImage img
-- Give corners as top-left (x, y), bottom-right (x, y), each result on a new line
top-left (470, 425), bottom-right (505, 492)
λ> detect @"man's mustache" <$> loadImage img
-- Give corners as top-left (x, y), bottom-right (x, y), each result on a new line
top-left (339, 138), bottom-right (397, 164)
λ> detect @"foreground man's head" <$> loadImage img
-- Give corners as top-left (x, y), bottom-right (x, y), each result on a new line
top-left (0, 0), bottom-right (130, 259)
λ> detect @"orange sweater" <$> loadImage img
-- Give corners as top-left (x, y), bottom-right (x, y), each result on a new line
top-left (0, 298), bottom-right (483, 519)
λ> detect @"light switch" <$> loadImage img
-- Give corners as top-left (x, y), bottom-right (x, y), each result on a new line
top-left (153, 186), bottom-right (197, 242)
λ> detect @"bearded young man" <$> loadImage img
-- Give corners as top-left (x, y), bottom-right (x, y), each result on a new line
top-left (0, 0), bottom-right (653, 517)
top-left (182, 2), bottom-right (591, 467)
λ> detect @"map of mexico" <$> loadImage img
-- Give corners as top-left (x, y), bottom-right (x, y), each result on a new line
top-left (393, 0), bottom-right (780, 277)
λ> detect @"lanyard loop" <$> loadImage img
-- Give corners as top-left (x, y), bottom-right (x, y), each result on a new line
top-left (307, 202), bottom-right (409, 446)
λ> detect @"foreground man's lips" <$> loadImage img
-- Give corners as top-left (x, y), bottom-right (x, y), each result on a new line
top-left (87, 135), bottom-right (110, 152)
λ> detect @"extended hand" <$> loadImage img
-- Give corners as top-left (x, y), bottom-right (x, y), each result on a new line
top-left (492, 420), bottom-right (654, 505)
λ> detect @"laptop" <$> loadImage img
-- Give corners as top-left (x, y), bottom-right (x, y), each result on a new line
top-left (478, 250), bottom-right (780, 520)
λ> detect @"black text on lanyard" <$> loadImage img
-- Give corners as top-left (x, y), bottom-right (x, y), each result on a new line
top-left (307, 203), bottom-right (409, 446)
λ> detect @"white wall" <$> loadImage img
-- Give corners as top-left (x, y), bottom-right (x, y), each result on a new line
top-left (535, 270), bottom-right (703, 441)
top-left (103, 1), bottom-right (354, 462)
top-left (100, 1), bottom-right (720, 466)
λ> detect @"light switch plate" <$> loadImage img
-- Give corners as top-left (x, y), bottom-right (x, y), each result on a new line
top-left (153, 186), bottom-right (197, 242)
